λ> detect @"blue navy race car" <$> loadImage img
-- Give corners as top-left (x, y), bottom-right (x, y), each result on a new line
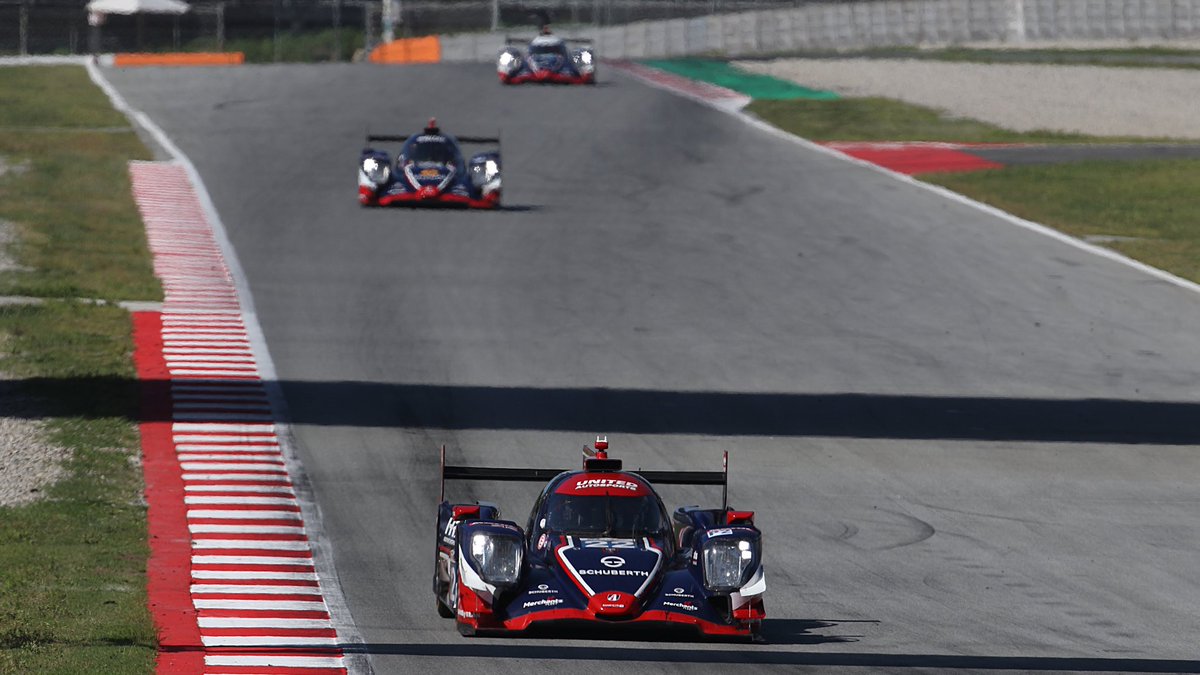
top-left (358, 118), bottom-right (501, 209)
top-left (434, 437), bottom-right (766, 638)
top-left (497, 29), bottom-right (595, 85)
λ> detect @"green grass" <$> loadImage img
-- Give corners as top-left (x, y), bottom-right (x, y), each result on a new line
top-left (746, 97), bottom-right (1159, 144)
top-left (0, 303), bottom-right (154, 675)
top-left (0, 68), bottom-right (158, 302)
top-left (929, 159), bottom-right (1200, 283)
top-left (0, 65), bottom-right (156, 674)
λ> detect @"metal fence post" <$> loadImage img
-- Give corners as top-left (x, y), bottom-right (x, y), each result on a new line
top-left (216, 1), bottom-right (225, 51)
top-left (333, 0), bottom-right (342, 60)
top-left (19, 0), bottom-right (29, 56)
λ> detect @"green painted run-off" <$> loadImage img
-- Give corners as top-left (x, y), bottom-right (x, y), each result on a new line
top-left (641, 59), bottom-right (840, 101)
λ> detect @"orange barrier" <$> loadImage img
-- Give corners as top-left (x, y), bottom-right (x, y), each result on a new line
top-left (369, 36), bottom-right (441, 64)
top-left (113, 52), bottom-right (245, 67)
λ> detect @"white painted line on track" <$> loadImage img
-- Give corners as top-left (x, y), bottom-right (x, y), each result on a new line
top-left (191, 540), bottom-right (310, 551)
top-left (183, 474), bottom-right (292, 483)
top-left (188, 510), bottom-right (301, 520)
top-left (177, 444), bottom-right (282, 452)
top-left (178, 454), bottom-right (285, 462)
top-left (181, 462), bottom-right (288, 472)
top-left (185, 485), bottom-right (295, 494)
top-left (189, 521), bottom-right (304, 530)
top-left (189, 492), bottom-right (300, 502)
top-left (173, 422), bottom-right (276, 433)
top-left (192, 555), bottom-right (314, 566)
top-left (198, 616), bottom-right (330, 628)
top-left (200, 636), bottom-right (339, 647)
top-left (190, 581), bottom-right (324, 590)
top-left (194, 572), bottom-right (319, 583)
top-left (193, 599), bottom-right (329, 611)
top-left (204, 655), bottom-right (345, 668)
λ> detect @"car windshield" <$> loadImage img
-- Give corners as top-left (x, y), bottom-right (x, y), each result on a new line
top-left (530, 43), bottom-right (566, 56)
top-left (408, 140), bottom-right (457, 166)
top-left (544, 493), bottom-right (668, 538)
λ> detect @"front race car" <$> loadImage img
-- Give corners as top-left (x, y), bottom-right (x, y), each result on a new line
top-left (434, 439), bottom-right (766, 639)
top-left (358, 120), bottom-right (501, 209)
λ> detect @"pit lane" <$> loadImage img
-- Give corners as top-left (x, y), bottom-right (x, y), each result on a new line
top-left (103, 62), bottom-right (1200, 674)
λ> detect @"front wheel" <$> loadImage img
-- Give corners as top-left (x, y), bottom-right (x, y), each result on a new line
top-left (437, 598), bottom-right (454, 619)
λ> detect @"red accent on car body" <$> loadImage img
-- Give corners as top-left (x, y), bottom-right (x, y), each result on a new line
top-left (374, 190), bottom-right (499, 209)
top-left (452, 505), bottom-right (481, 520)
top-left (503, 70), bottom-right (593, 85)
top-left (502, 607), bottom-right (755, 636)
top-left (733, 597), bottom-right (766, 621)
top-left (587, 590), bottom-right (639, 617)
top-left (726, 510), bottom-right (755, 525)
top-left (553, 472), bottom-right (651, 496)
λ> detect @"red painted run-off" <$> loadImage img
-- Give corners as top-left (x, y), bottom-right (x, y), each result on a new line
top-left (822, 142), bottom-right (1006, 175)
top-left (129, 160), bottom-right (347, 675)
top-left (135, 310), bottom-right (206, 674)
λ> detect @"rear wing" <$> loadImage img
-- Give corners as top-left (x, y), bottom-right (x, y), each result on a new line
top-left (505, 36), bottom-right (593, 47)
top-left (439, 445), bottom-right (729, 511)
top-left (365, 133), bottom-right (501, 145)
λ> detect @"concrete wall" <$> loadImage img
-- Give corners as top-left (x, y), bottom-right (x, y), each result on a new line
top-left (437, 0), bottom-right (1200, 62)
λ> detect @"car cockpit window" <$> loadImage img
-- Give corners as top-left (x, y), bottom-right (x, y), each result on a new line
top-left (409, 140), bottom-right (457, 166)
top-left (542, 493), bottom-right (669, 538)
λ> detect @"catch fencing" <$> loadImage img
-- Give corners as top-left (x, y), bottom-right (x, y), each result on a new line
top-left (3, 0), bottom-right (1200, 58)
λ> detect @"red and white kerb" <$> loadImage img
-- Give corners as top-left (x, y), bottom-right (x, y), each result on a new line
top-left (130, 161), bottom-right (347, 675)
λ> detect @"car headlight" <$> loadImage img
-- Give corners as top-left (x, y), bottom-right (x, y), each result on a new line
top-left (702, 538), bottom-right (758, 592)
top-left (498, 51), bottom-right (518, 72)
top-left (470, 532), bottom-right (522, 586)
top-left (580, 49), bottom-right (593, 65)
top-left (361, 157), bottom-right (390, 184)
top-left (484, 159), bottom-right (499, 181)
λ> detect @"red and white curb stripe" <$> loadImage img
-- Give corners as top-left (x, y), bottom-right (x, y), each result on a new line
top-left (130, 161), bottom-right (348, 675)
top-left (606, 59), bottom-right (751, 111)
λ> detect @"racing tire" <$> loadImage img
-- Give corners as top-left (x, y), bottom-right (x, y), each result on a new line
top-left (437, 598), bottom-right (455, 619)
top-left (456, 620), bottom-right (477, 637)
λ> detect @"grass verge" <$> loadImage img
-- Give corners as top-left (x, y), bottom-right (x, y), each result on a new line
top-left (0, 65), bottom-right (157, 674)
top-left (929, 159), bottom-right (1200, 283)
top-left (0, 303), bottom-right (153, 674)
top-left (745, 97), bottom-right (1165, 144)
top-left (0, 66), bottom-right (158, 302)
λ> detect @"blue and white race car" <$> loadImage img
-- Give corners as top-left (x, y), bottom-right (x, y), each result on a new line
top-left (358, 119), bottom-right (501, 209)
top-left (434, 438), bottom-right (766, 638)
top-left (497, 29), bottom-right (595, 85)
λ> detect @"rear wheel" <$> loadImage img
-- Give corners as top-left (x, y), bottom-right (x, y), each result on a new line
top-left (437, 598), bottom-right (454, 619)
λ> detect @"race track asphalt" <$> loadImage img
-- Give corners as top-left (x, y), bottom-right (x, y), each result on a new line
top-left (104, 62), bottom-right (1200, 674)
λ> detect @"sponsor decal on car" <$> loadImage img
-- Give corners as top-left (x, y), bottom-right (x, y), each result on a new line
top-left (580, 538), bottom-right (637, 549)
top-left (662, 600), bottom-right (698, 612)
top-left (537, 533), bottom-right (549, 550)
top-left (527, 584), bottom-right (559, 595)
top-left (573, 478), bottom-right (641, 492)
top-left (600, 556), bottom-right (625, 568)
top-left (665, 588), bottom-right (694, 598)
top-left (420, 168), bottom-right (441, 177)
top-left (577, 569), bottom-right (650, 577)
top-left (522, 597), bottom-right (563, 609)
top-left (707, 528), bottom-right (734, 537)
